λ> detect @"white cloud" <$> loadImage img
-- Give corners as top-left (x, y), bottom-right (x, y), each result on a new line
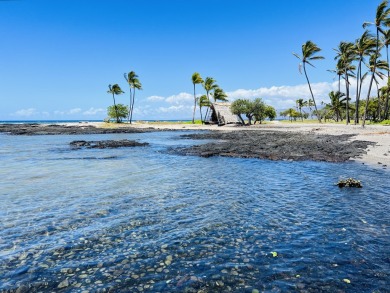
top-left (82, 107), bottom-right (105, 115)
top-left (68, 108), bottom-right (82, 114)
top-left (12, 108), bottom-right (38, 117)
top-left (147, 95), bottom-right (165, 101)
top-left (157, 105), bottom-right (192, 113)
top-left (54, 108), bottom-right (83, 115)
top-left (225, 78), bottom-right (388, 110)
top-left (165, 92), bottom-right (193, 105)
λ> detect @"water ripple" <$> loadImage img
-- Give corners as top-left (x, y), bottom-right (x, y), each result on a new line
top-left (0, 132), bottom-right (389, 292)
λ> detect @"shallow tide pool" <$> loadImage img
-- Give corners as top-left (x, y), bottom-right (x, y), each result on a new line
top-left (0, 131), bottom-right (389, 292)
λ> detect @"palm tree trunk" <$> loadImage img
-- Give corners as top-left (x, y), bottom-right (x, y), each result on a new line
top-left (130, 89), bottom-right (136, 124)
top-left (384, 45), bottom-right (390, 120)
top-left (363, 28), bottom-right (380, 127)
top-left (303, 63), bottom-right (321, 123)
top-left (345, 71), bottom-right (350, 125)
top-left (199, 107), bottom-right (203, 124)
top-left (376, 81), bottom-right (381, 121)
top-left (355, 57), bottom-right (362, 124)
top-left (128, 87), bottom-right (133, 123)
top-left (204, 91), bottom-right (210, 123)
top-left (192, 84), bottom-right (196, 124)
top-left (112, 93), bottom-right (119, 123)
top-left (338, 74), bottom-right (341, 93)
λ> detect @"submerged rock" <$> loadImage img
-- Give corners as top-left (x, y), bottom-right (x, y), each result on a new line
top-left (337, 178), bottom-right (363, 188)
top-left (70, 139), bottom-right (149, 149)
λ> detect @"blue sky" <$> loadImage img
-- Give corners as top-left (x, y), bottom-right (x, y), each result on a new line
top-left (0, 0), bottom-right (384, 120)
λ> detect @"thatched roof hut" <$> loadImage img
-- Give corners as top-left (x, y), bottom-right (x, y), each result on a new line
top-left (207, 102), bottom-right (241, 125)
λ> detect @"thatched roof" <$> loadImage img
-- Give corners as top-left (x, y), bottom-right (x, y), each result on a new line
top-left (210, 102), bottom-right (241, 125)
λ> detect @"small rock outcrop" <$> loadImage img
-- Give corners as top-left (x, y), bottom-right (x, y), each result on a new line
top-left (336, 178), bottom-right (363, 188)
top-left (70, 139), bottom-right (149, 149)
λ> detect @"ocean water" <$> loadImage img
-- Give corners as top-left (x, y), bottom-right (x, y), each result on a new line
top-left (0, 131), bottom-right (389, 292)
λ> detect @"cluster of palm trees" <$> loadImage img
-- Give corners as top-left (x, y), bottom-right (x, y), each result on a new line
top-left (107, 71), bottom-right (142, 123)
top-left (191, 73), bottom-right (228, 124)
top-left (294, 0), bottom-right (390, 126)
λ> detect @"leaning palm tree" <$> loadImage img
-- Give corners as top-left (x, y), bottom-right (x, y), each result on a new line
top-left (382, 29), bottom-right (390, 119)
top-left (293, 41), bottom-right (324, 123)
top-left (107, 84), bottom-right (125, 123)
top-left (211, 87), bottom-right (228, 103)
top-left (363, 53), bottom-right (389, 122)
top-left (362, 0), bottom-right (390, 126)
top-left (124, 71), bottom-right (142, 124)
top-left (354, 30), bottom-right (376, 124)
top-left (334, 41), bottom-right (357, 124)
top-left (197, 94), bottom-right (210, 124)
top-left (327, 61), bottom-right (344, 93)
top-left (202, 77), bottom-right (218, 122)
top-left (191, 72), bottom-right (204, 124)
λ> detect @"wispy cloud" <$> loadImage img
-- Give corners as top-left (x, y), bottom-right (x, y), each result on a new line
top-left (157, 105), bottom-right (192, 113)
top-left (82, 107), bottom-right (105, 115)
top-left (147, 95), bottom-right (165, 101)
top-left (165, 92), bottom-right (193, 104)
top-left (54, 108), bottom-right (82, 115)
top-left (11, 108), bottom-right (39, 117)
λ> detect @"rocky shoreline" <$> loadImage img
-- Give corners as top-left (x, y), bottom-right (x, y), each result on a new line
top-left (0, 123), bottom-right (153, 135)
top-left (178, 131), bottom-right (374, 163)
top-left (0, 123), bottom-right (381, 164)
top-left (70, 139), bottom-right (149, 149)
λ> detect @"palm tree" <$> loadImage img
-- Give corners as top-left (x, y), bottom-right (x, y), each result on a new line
top-left (191, 72), bottom-right (204, 124)
top-left (296, 98), bottom-right (307, 121)
top-left (293, 41), bottom-right (325, 123)
top-left (363, 53), bottom-right (389, 122)
top-left (107, 84), bottom-right (124, 123)
top-left (334, 41), bottom-right (357, 124)
top-left (354, 30), bottom-right (376, 124)
top-left (383, 29), bottom-right (390, 119)
top-left (327, 61), bottom-right (344, 93)
top-left (326, 91), bottom-right (347, 122)
top-left (124, 71), bottom-right (142, 124)
top-left (211, 87), bottom-right (228, 103)
top-left (362, 0), bottom-right (390, 127)
top-left (202, 77), bottom-right (218, 122)
top-left (197, 95), bottom-right (210, 123)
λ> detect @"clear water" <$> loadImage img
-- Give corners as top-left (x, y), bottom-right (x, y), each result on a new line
top-left (0, 131), bottom-right (389, 292)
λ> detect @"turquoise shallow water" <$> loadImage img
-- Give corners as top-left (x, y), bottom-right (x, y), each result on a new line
top-left (0, 131), bottom-right (389, 292)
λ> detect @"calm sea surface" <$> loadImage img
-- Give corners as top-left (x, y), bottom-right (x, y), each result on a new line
top-left (0, 131), bottom-right (389, 292)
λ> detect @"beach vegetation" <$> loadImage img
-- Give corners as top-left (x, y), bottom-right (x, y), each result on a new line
top-left (279, 108), bottom-right (301, 122)
top-left (293, 41), bottom-right (324, 123)
top-left (107, 84), bottom-right (125, 123)
top-left (354, 30), bottom-right (376, 124)
top-left (192, 72), bottom-right (204, 124)
top-left (296, 99), bottom-right (308, 121)
top-left (333, 41), bottom-right (357, 124)
top-left (323, 91), bottom-right (348, 122)
top-left (362, 0), bottom-right (390, 127)
top-left (197, 94), bottom-right (210, 123)
top-left (107, 104), bottom-right (129, 122)
top-left (231, 98), bottom-right (276, 125)
top-left (202, 77), bottom-right (219, 122)
top-left (124, 71), bottom-right (142, 124)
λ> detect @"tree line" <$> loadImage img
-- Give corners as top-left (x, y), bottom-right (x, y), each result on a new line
top-left (293, 0), bottom-right (390, 127)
